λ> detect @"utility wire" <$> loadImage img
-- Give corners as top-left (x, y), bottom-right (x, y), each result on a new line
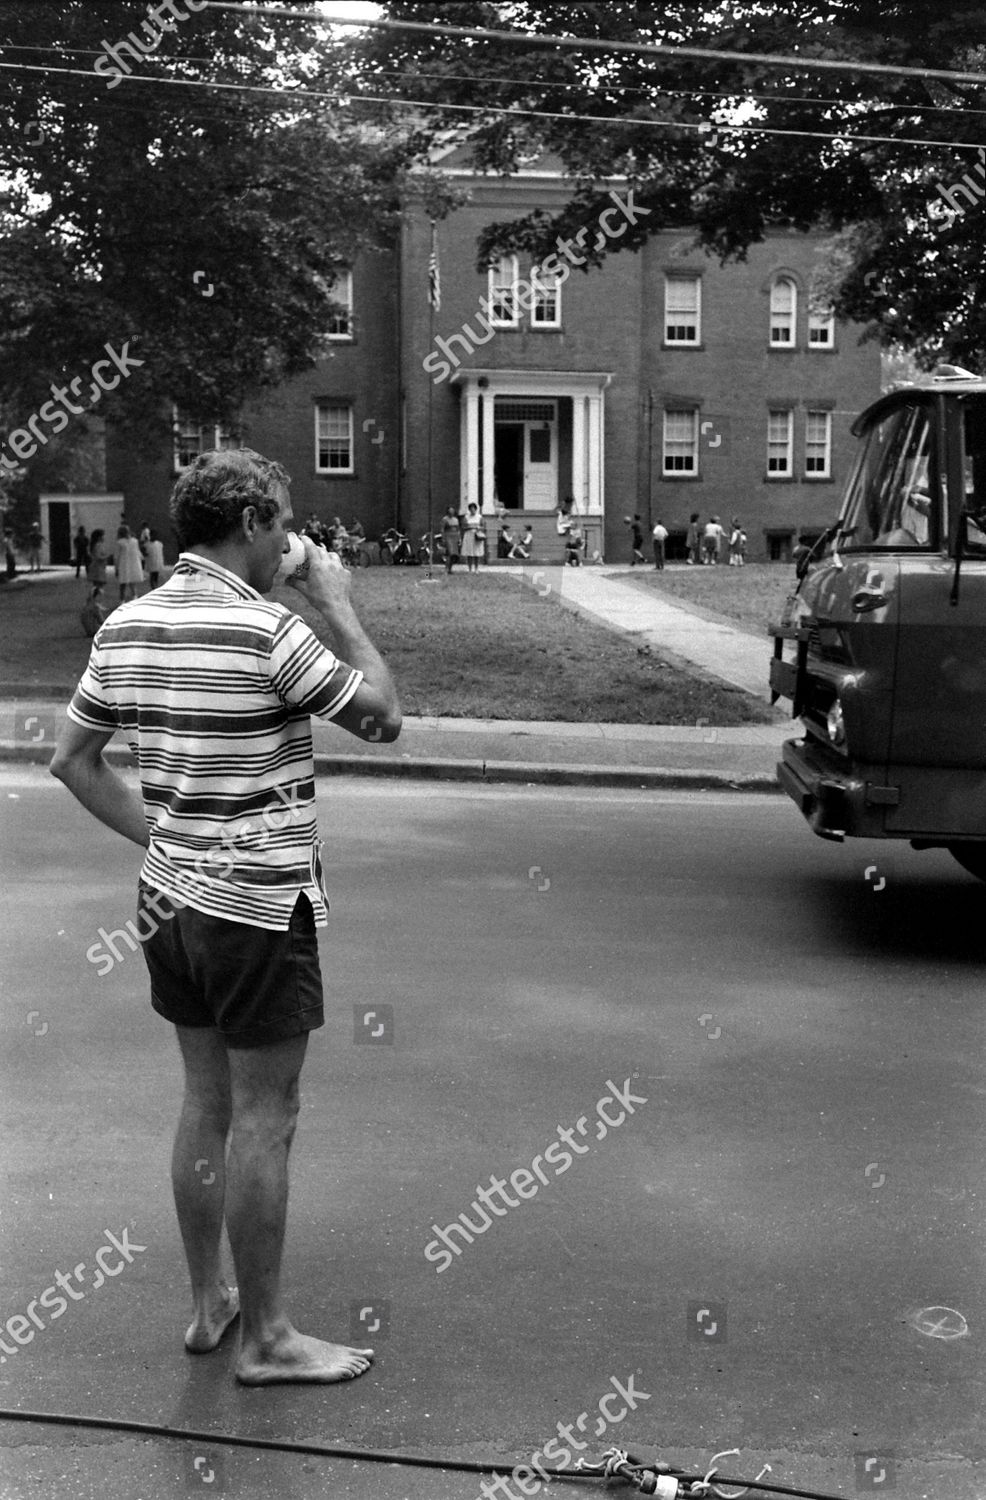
top-left (9, 42), bottom-right (986, 120)
top-left (332, 66), bottom-right (986, 119)
top-left (4, 59), bottom-right (986, 153)
top-left (204, 1), bottom-right (986, 89)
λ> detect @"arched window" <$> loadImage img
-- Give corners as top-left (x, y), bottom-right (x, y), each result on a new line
top-left (769, 277), bottom-right (797, 346)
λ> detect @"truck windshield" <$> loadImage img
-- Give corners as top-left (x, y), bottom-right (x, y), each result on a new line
top-left (841, 400), bottom-right (934, 549)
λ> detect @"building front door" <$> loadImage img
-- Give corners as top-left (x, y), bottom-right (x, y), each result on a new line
top-left (524, 421), bottom-right (557, 511)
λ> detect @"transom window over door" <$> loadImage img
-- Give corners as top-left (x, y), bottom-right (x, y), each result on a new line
top-left (495, 402), bottom-right (556, 423)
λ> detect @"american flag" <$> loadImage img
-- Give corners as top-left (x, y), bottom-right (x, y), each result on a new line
top-left (428, 222), bottom-right (441, 311)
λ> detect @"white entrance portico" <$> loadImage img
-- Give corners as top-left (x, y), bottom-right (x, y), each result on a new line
top-left (451, 370), bottom-right (611, 523)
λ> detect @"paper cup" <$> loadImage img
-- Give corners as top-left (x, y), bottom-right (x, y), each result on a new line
top-left (276, 531), bottom-right (310, 581)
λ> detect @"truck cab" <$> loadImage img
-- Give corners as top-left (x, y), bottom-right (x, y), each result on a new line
top-left (769, 365), bottom-right (986, 880)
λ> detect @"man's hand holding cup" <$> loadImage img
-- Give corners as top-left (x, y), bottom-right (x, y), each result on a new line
top-left (278, 531), bottom-right (353, 619)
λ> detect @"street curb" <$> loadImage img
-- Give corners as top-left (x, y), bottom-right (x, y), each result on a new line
top-left (0, 737), bottom-right (783, 791)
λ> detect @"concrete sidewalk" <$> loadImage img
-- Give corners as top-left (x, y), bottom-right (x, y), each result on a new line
top-left (1, 698), bottom-right (794, 788)
top-left (0, 565), bottom-right (795, 787)
top-left (502, 563), bottom-right (775, 700)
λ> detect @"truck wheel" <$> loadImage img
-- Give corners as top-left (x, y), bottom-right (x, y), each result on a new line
top-left (948, 844), bottom-right (986, 881)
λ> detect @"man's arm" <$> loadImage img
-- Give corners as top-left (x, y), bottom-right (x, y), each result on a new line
top-left (288, 543), bottom-right (401, 743)
top-left (49, 720), bottom-right (150, 847)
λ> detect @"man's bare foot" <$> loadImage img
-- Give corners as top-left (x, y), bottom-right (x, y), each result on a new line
top-left (185, 1285), bottom-right (240, 1353)
top-left (235, 1329), bottom-right (374, 1385)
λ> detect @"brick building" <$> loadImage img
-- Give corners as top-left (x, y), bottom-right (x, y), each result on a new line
top-left (106, 161), bottom-right (880, 563)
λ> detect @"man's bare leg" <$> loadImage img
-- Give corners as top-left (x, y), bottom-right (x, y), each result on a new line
top-left (225, 1031), bottom-right (374, 1385)
top-left (172, 1025), bottom-right (240, 1351)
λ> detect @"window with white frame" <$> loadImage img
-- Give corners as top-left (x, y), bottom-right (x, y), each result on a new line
top-left (488, 256), bottom-right (519, 327)
top-left (315, 402), bottom-right (353, 473)
top-left (767, 409), bottom-right (793, 475)
top-left (663, 409), bottom-right (698, 474)
top-left (531, 264), bottom-right (562, 328)
top-left (769, 277), bottom-right (797, 346)
top-left (326, 269), bottom-right (354, 339)
top-left (808, 305), bottom-right (835, 347)
top-left (173, 410), bottom-right (237, 472)
top-left (664, 275), bottom-right (701, 344)
top-left (805, 410), bottom-right (832, 476)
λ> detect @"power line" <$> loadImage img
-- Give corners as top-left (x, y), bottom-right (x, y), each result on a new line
top-left (3, 58), bottom-right (984, 154)
top-left (203, 1), bottom-right (986, 89)
top-left (9, 41), bottom-right (986, 122)
top-left (359, 66), bottom-right (986, 121)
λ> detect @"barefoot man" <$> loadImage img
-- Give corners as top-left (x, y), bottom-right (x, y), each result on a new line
top-left (50, 448), bottom-right (400, 1384)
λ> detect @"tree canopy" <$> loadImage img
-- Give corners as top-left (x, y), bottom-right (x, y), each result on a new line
top-left (342, 0), bottom-right (986, 370)
top-left (0, 0), bottom-right (427, 440)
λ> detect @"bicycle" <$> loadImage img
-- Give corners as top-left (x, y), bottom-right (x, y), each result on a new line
top-left (379, 528), bottom-right (418, 565)
top-left (340, 536), bottom-right (371, 568)
top-left (417, 532), bottom-right (447, 566)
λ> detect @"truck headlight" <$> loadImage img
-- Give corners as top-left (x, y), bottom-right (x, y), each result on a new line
top-left (826, 701), bottom-right (846, 747)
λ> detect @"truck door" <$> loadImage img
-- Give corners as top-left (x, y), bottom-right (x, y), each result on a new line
top-left (885, 393), bottom-right (986, 833)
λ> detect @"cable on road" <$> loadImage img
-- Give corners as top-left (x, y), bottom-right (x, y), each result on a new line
top-left (0, 1407), bottom-right (847, 1500)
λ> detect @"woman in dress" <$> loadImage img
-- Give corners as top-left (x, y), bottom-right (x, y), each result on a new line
top-left (686, 512), bottom-right (701, 566)
top-left (114, 524), bottom-right (144, 603)
top-left (441, 506), bottom-right (461, 574)
top-left (458, 502), bottom-right (484, 574)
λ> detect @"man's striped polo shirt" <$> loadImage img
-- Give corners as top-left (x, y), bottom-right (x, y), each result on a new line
top-left (67, 552), bottom-right (363, 930)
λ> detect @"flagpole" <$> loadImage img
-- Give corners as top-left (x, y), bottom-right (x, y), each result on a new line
top-left (427, 231), bottom-right (434, 581)
top-left (424, 219), bottom-right (440, 582)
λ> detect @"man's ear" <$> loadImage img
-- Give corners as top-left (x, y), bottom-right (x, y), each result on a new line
top-left (240, 504), bottom-right (259, 540)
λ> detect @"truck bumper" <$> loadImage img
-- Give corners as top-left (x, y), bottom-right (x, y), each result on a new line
top-left (776, 737), bottom-right (893, 842)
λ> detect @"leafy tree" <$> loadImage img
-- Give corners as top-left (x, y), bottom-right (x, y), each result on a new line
top-left (0, 0), bottom-right (430, 443)
top-left (343, 1), bottom-right (986, 368)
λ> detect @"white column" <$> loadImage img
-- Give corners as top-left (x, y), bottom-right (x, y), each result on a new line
top-left (481, 391), bottom-right (496, 513)
top-left (587, 395), bottom-right (602, 514)
top-left (462, 384), bottom-right (480, 509)
top-left (572, 395), bottom-right (586, 512)
top-left (597, 389), bottom-right (605, 518)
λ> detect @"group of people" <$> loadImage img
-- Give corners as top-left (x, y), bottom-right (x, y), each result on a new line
top-left (440, 503), bottom-right (513, 574)
top-left (1, 521), bottom-right (45, 575)
top-left (301, 513), bottom-right (365, 558)
top-left (77, 521), bottom-right (167, 607)
top-left (497, 520), bottom-right (536, 562)
top-left (625, 512), bottom-right (746, 569)
top-left (684, 513), bottom-right (747, 567)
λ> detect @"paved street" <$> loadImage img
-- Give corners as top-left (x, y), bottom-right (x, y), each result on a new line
top-left (1, 769), bottom-right (984, 1500)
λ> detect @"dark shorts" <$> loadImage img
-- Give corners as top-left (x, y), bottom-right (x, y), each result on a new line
top-left (138, 881), bottom-right (325, 1049)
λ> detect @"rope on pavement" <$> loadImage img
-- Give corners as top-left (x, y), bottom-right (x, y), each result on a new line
top-left (0, 1407), bottom-right (847, 1500)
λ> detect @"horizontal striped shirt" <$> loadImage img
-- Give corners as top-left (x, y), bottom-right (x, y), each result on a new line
top-left (67, 552), bottom-right (363, 929)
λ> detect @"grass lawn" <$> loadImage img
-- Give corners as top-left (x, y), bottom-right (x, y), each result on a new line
top-left (619, 561), bottom-right (796, 637)
top-left (0, 566), bottom-right (774, 725)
